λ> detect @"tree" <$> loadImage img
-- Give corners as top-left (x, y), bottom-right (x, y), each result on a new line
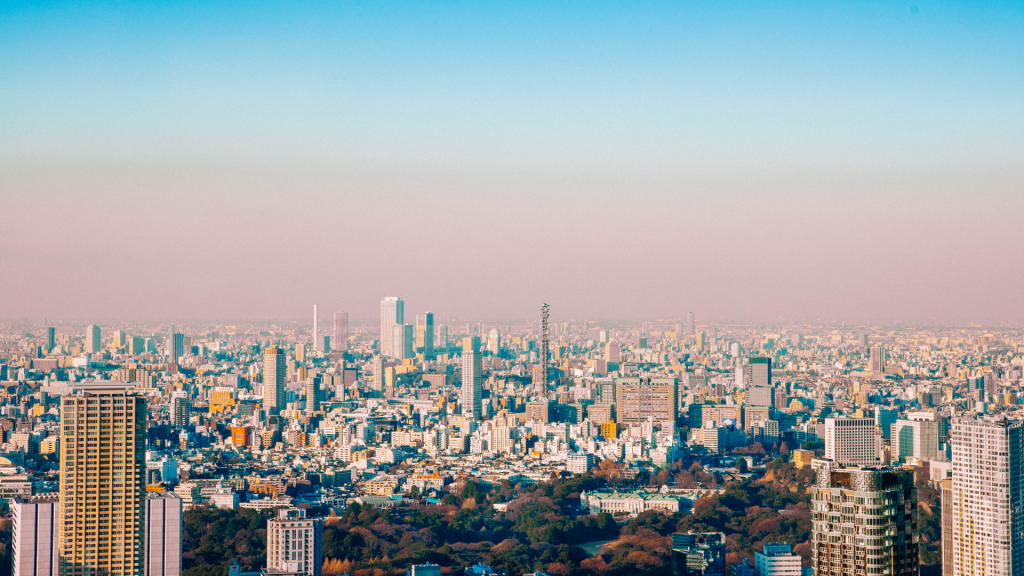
top-left (736, 458), bottom-right (748, 473)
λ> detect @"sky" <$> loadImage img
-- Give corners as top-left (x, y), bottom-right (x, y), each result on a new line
top-left (2, 0), bottom-right (1023, 324)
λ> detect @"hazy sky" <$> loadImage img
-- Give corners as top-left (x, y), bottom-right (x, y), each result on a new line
top-left (2, 1), bottom-right (1023, 323)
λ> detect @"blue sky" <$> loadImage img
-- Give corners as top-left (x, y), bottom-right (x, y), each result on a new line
top-left (2, 1), bottom-right (1023, 321)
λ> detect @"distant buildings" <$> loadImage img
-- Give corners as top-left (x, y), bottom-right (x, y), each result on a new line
top-left (461, 351), bottom-right (482, 421)
top-left (671, 532), bottom-right (725, 576)
top-left (380, 296), bottom-right (404, 357)
top-left (263, 347), bottom-right (286, 414)
top-left (615, 377), bottom-right (677, 424)
top-left (86, 324), bottom-right (101, 353)
top-left (333, 312), bottom-right (348, 352)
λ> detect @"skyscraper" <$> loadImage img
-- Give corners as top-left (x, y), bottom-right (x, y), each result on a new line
top-left (615, 378), bottom-right (677, 424)
top-left (59, 383), bottom-right (147, 576)
top-left (951, 417), bottom-right (1024, 576)
top-left (461, 350), bottom-right (482, 421)
top-left (333, 312), bottom-right (348, 352)
top-left (304, 376), bottom-right (321, 413)
top-left (170, 391), bottom-right (191, 428)
top-left (687, 312), bottom-right (696, 336)
top-left (870, 345), bottom-right (885, 373)
top-left (436, 324), bottom-right (448, 348)
top-left (312, 305), bottom-right (319, 351)
top-left (392, 324), bottom-right (414, 360)
top-left (266, 508), bottom-right (322, 576)
top-left (85, 325), bottom-right (101, 353)
top-left (416, 313), bottom-right (434, 356)
top-left (810, 463), bottom-right (918, 576)
top-left (46, 327), bottom-right (55, 353)
top-left (144, 493), bottom-right (182, 576)
top-left (487, 328), bottom-right (501, 355)
top-left (748, 357), bottom-right (771, 388)
top-left (166, 333), bottom-right (183, 364)
top-left (263, 347), bottom-right (286, 414)
top-left (380, 297), bottom-right (404, 357)
top-left (891, 417), bottom-right (940, 462)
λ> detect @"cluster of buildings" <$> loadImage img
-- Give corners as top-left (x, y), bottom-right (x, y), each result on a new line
top-left (1, 306), bottom-right (1024, 576)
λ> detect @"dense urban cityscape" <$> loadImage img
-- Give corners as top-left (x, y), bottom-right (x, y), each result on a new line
top-left (0, 303), bottom-right (1020, 576)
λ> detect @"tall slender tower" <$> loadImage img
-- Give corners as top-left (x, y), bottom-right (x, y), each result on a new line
top-left (461, 350), bottom-right (482, 420)
top-left (59, 383), bottom-right (147, 576)
top-left (312, 305), bottom-right (319, 350)
top-left (416, 313), bottom-right (434, 357)
top-left (951, 417), bottom-right (1024, 576)
top-left (85, 325), bottom-right (101, 353)
top-left (263, 347), bottom-right (286, 414)
top-left (380, 297), bottom-right (404, 357)
top-left (538, 303), bottom-right (550, 394)
top-left (333, 312), bottom-right (348, 352)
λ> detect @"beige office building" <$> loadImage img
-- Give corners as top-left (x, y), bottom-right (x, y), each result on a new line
top-left (615, 378), bottom-right (677, 424)
top-left (263, 347), bottom-right (286, 414)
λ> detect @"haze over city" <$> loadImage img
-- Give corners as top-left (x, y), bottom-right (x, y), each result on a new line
top-left (3, 1), bottom-right (1023, 322)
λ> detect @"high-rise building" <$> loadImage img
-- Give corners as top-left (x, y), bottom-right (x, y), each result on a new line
top-left (870, 345), bottom-right (885, 373)
top-left (824, 417), bottom-right (879, 465)
top-left (144, 493), bottom-right (182, 576)
top-left (129, 337), bottom-right (145, 356)
top-left (167, 333), bottom-right (184, 364)
top-left (941, 478), bottom-right (952, 576)
top-left (487, 328), bottom-right (501, 356)
top-left (46, 327), bottom-right (56, 353)
top-left (85, 325), bottom-right (101, 353)
top-left (615, 377), bottom-right (677, 424)
top-left (416, 313), bottom-right (434, 356)
top-left (312, 305), bottom-right (320, 351)
top-left (754, 543), bottom-right (801, 576)
top-left (113, 331), bottom-right (127, 349)
top-left (304, 376), bottom-right (321, 413)
top-left (671, 532), bottom-right (725, 576)
top-left (380, 297), bottom-right (404, 357)
top-left (747, 386), bottom-right (773, 407)
top-left (811, 463), bottom-right (918, 576)
top-left (951, 417), bottom-right (1024, 576)
top-left (263, 347), bottom-right (286, 414)
top-left (170, 392), bottom-right (191, 427)
top-left (436, 324), bottom-right (448, 348)
top-left (749, 357), bottom-right (771, 388)
top-left (604, 342), bottom-right (620, 364)
top-left (875, 407), bottom-right (899, 439)
top-left (266, 508), bottom-right (322, 576)
top-left (59, 384), bottom-right (147, 576)
top-left (890, 418), bottom-right (940, 462)
top-left (12, 494), bottom-right (60, 576)
top-left (460, 351), bottom-right (482, 421)
top-left (333, 312), bottom-right (348, 352)
top-left (392, 324), bottom-right (414, 360)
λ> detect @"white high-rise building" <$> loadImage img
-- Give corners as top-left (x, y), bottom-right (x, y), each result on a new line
top-left (754, 543), bottom-right (801, 576)
top-left (266, 508), bottom-right (323, 576)
top-left (824, 417), bottom-right (879, 465)
top-left (145, 493), bottom-right (182, 576)
top-left (461, 350), bottom-right (482, 421)
top-left (12, 494), bottom-right (59, 576)
top-left (951, 417), bottom-right (1024, 576)
top-left (380, 297), bottom-right (404, 357)
top-left (333, 312), bottom-right (348, 352)
top-left (891, 418), bottom-right (940, 463)
top-left (487, 328), bottom-right (501, 355)
top-left (86, 324), bottom-right (101, 353)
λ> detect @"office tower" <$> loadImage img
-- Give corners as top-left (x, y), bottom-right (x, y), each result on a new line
top-left (747, 386), bottom-right (772, 407)
top-left (461, 350), bottom-right (483, 421)
top-left (416, 313), bottom-right (434, 355)
top-left (749, 357), bottom-right (771, 388)
top-left (875, 407), bottom-right (899, 439)
top-left (59, 384), bottom-right (147, 576)
top-left (436, 324), bottom-right (448, 348)
top-left (604, 342), bottom-right (620, 363)
top-left (263, 347), bottom-right (286, 414)
top-left (890, 418), bottom-right (939, 462)
top-left (810, 463), bottom-right (918, 576)
top-left (941, 478), bottom-right (952, 576)
top-left (171, 392), bottom-right (191, 427)
top-left (85, 325), bottom-right (101, 353)
top-left (615, 377), bottom-right (677, 424)
top-left (671, 532), bottom-right (725, 576)
top-left (687, 312), bottom-right (695, 336)
top-left (539, 303), bottom-right (550, 393)
top-left (167, 333), bottom-right (183, 364)
top-left (372, 356), bottom-right (384, 391)
top-left (266, 508), bottom-right (323, 576)
top-left (312, 305), bottom-right (319, 351)
top-left (304, 376), bottom-right (321, 412)
top-left (333, 312), bottom-right (348, 352)
top-left (392, 324), bottom-right (414, 360)
top-left (46, 327), bottom-right (55, 353)
top-left (487, 328), bottom-right (501, 355)
top-left (12, 494), bottom-right (59, 576)
top-left (380, 296), bottom-right (404, 357)
top-left (598, 379), bottom-right (616, 405)
top-left (754, 543), bottom-right (800, 576)
top-left (129, 337), bottom-right (145, 356)
top-left (144, 493), bottom-right (182, 576)
top-left (951, 417), bottom-right (1024, 576)
top-left (860, 334), bottom-right (869, 348)
top-left (695, 332), bottom-right (706, 350)
top-left (870, 345), bottom-right (885, 373)
top-left (823, 417), bottom-right (879, 465)
top-left (113, 331), bottom-right (126, 349)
